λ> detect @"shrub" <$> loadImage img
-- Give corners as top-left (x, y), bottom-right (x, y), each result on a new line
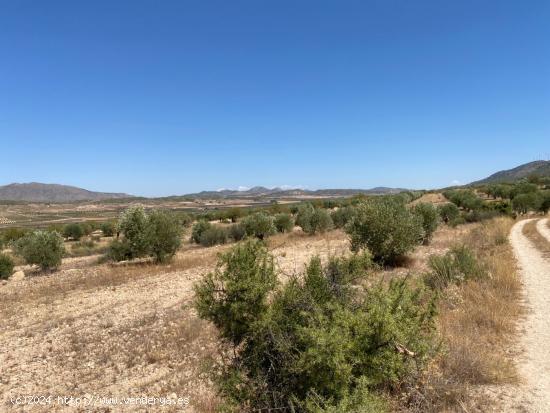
top-left (346, 198), bottom-right (424, 263)
top-left (438, 203), bottom-right (460, 224)
top-left (200, 226), bottom-right (229, 246)
top-left (297, 204), bottom-right (333, 235)
top-left (108, 239), bottom-right (134, 262)
top-left (309, 208), bottom-right (333, 234)
top-left (194, 239), bottom-right (277, 345)
top-left (101, 221), bottom-right (115, 237)
top-left (512, 192), bottom-right (542, 214)
top-left (540, 191), bottom-right (550, 214)
top-left (195, 247), bottom-right (436, 412)
top-left (146, 210), bottom-right (182, 263)
top-left (228, 223), bottom-right (246, 241)
top-left (331, 206), bottom-right (356, 229)
top-left (0, 253), bottom-right (14, 279)
top-left (117, 206), bottom-right (150, 258)
top-left (14, 230), bottom-right (65, 271)
top-left (274, 213), bottom-right (294, 233)
top-left (443, 190), bottom-right (483, 211)
top-left (296, 203), bottom-right (315, 233)
top-left (63, 223), bottom-right (84, 240)
top-left (1, 227), bottom-right (28, 246)
top-left (412, 203), bottom-right (439, 244)
top-left (191, 220), bottom-right (212, 244)
top-left (241, 212), bottom-right (276, 240)
top-left (225, 208), bottom-right (244, 223)
top-left (424, 245), bottom-right (486, 289)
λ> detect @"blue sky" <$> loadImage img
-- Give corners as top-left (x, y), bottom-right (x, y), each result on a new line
top-left (1, 1), bottom-right (549, 196)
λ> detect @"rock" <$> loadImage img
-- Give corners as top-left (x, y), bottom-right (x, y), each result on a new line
top-left (11, 270), bottom-right (25, 281)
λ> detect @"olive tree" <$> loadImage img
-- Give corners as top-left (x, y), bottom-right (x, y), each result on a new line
top-left (15, 230), bottom-right (65, 271)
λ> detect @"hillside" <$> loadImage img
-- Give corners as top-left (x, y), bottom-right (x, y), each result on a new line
top-left (471, 160), bottom-right (550, 185)
top-left (0, 183), bottom-right (132, 202)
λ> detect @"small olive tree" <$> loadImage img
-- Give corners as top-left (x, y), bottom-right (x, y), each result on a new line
top-left (191, 220), bottom-right (212, 244)
top-left (411, 203), bottom-right (439, 244)
top-left (146, 210), bottom-right (183, 263)
top-left (15, 230), bottom-right (65, 271)
top-left (346, 198), bottom-right (423, 263)
top-left (274, 213), bottom-right (295, 233)
top-left (241, 212), bottom-right (276, 240)
top-left (63, 223), bottom-right (84, 240)
top-left (116, 206), bottom-right (150, 258)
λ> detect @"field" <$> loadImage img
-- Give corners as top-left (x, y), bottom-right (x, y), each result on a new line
top-left (1, 189), bottom-right (550, 412)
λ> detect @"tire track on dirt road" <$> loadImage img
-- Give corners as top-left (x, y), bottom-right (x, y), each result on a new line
top-left (508, 219), bottom-right (550, 412)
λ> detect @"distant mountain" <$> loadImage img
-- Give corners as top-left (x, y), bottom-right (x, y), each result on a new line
top-left (186, 186), bottom-right (408, 199)
top-left (0, 183), bottom-right (132, 202)
top-left (471, 160), bottom-right (550, 185)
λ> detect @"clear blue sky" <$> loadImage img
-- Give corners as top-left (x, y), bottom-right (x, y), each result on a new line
top-left (1, 1), bottom-right (549, 196)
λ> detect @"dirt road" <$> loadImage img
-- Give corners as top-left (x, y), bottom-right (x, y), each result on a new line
top-left (507, 219), bottom-right (550, 412)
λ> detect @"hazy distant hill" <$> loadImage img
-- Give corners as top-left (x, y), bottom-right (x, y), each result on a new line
top-left (186, 186), bottom-right (408, 199)
top-left (0, 183), bottom-right (132, 202)
top-left (471, 160), bottom-right (550, 185)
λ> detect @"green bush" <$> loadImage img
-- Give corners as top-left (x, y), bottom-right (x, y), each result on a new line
top-left (194, 239), bottom-right (277, 345)
top-left (1, 227), bottom-right (28, 246)
top-left (191, 220), bottom-right (212, 244)
top-left (274, 213), bottom-right (295, 233)
top-left (297, 204), bottom-right (334, 235)
top-left (200, 226), bottom-right (229, 246)
top-left (512, 192), bottom-right (542, 214)
top-left (296, 203), bottom-right (315, 233)
top-left (412, 203), bottom-right (439, 244)
top-left (195, 245), bottom-right (436, 412)
top-left (108, 239), bottom-right (134, 262)
top-left (241, 212), bottom-right (276, 240)
top-left (0, 253), bottom-right (14, 279)
top-left (63, 223), bottom-right (84, 240)
top-left (425, 245), bottom-right (486, 289)
top-left (14, 230), bottom-right (65, 271)
top-left (438, 203), bottom-right (460, 224)
top-left (331, 206), bottom-right (356, 229)
top-left (346, 198), bottom-right (424, 263)
top-left (228, 223), bottom-right (246, 241)
top-left (146, 210), bottom-right (183, 263)
top-left (443, 190), bottom-right (483, 211)
top-left (101, 221), bottom-right (116, 237)
top-left (309, 208), bottom-right (333, 234)
top-left (108, 207), bottom-right (182, 262)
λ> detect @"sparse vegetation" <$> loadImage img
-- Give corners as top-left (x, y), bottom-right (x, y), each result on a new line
top-left (191, 220), bottom-right (212, 244)
top-left (100, 221), bottom-right (115, 237)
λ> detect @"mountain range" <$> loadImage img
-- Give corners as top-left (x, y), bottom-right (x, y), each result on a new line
top-left (2, 160), bottom-right (549, 202)
top-left (0, 183), bottom-right (131, 202)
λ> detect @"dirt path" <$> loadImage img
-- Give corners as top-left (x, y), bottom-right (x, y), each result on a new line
top-left (506, 219), bottom-right (550, 412)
